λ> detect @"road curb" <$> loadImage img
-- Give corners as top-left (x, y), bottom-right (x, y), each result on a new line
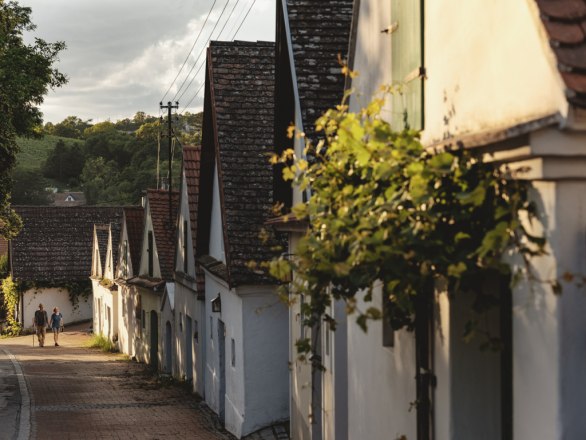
top-left (1, 348), bottom-right (31, 440)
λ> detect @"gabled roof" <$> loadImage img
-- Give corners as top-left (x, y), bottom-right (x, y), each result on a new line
top-left (11, 206), bottom-right (123, 282)
top-left (198, 41), bottom-right (283, 287)
top-left (123, 206), bottom-right (144, 273)
top-left (282, 0), bottom-right (355, 139)
top-left (146, 189), bottom-right (179, 281)
top-left (536, 0), bottom-right (586, 108)
top-left (183, 146), bottom-right (201, 261)
top-left (94, 225), bottom-right (110, 275)
top-left (52, 192), bottom-right (86, 206)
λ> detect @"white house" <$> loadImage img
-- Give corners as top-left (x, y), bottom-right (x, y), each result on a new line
top-left (173, 145), bottom-right (206, 393)
top-left (196, 40), bottom-right (289, 439)
top-left (9, 206), bottom-right (123, 329)
top-left (128, 189), bottom-right (179, 370)
top-left (114, 206), bottom-right (144, 357)
top-left (341, 0), bottom-right (586, 439)
top-left (270, 2), bottom-right (354, 439)
top-left (90, 222), bottom-right (121, 341)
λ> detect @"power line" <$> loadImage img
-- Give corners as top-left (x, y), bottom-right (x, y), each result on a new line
top-left (181, 81), bottom-right (205, 114)
top-left (160, 0), bottom-right (218, 103)
top-left (172, 0), bottom-right (231, 102)
top-left (226, 0), bottom-right (251, 39)
top-left (179, 0), bottom-right (258, 113)
top-left (231, 0), bottom-right (257, 40)
top-left (176, 0), bottom-right (241, 103)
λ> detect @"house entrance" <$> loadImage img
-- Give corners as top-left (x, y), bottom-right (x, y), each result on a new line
top-left (218, 319), bottom-right (226, 425)
top-left (185, 315), bottom-right (193, 382)
top-left (165, 321), bottom-right (172, 373)
top-left (150, 311), bottom-right (158, 370)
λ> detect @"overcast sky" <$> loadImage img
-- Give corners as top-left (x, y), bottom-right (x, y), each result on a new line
top-left (19, 0), bottom-right (275, 123)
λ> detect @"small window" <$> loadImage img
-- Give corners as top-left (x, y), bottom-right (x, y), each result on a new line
top-left (142, 310), bottom-right (146, 329)
top-left (179, 312), bottom-right (183, 332)
top-left (122, 240), bottom-right (128, 278)
top-left (194, 320), bottom-right (199, 343)
top-left (210, 317), bottom-right (213, 340)
top-left (231, 338), bottom-right (236, 367)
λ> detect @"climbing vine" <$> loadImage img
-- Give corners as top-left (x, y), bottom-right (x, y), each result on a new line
top-left (1, 276), bottom-right (21, 335)
top-left (17, 279), bottom-right (92, 309)
top-left (268, 90), bottom-right (546, 356)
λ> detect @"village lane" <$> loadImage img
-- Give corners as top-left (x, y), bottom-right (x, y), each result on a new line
top-left (0, 324), bottom-right (235, 440)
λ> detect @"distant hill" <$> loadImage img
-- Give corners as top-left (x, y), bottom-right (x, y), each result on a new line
top-left (16, 135), bottom-right (81, 172)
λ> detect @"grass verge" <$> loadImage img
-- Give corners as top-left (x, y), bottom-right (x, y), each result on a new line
top-left (85, 333), bottom-right (119, 353)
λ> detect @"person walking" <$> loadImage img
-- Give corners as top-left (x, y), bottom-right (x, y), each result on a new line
top-left (33, 303), bottom-right (49, 347)
top-left (49, 307), bottom-right (64, 347)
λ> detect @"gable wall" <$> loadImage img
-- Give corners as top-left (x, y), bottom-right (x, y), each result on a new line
top-left (209, 163), bottom-right (226, 264)
top-left (350, 0), bottom-right (568, 144)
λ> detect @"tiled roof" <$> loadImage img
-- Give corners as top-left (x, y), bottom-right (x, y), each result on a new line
top-left (285, 0), bottom-right (354, 139)
top-left (183, 146), bottom-right (201, 261)
top-left (94, 225), bottom-right (110, 275)
top-left (11, 206), bottom-right (123, 282)
top-left (0, 237), bottom-right (7, 256)
top-left (123, 206), bottom-right (144, 274)
top-left (537, 0), bottom-right (586, 107)
top-left (146, 189), bottom-right (179, 281)
top-left (203, 40), bottom-right (283, 286)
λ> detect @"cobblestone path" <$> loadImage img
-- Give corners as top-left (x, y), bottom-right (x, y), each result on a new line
top-left (0, 324), bottom-right (236, 440)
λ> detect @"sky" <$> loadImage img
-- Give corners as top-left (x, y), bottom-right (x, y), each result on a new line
top-left (19, 0), bottom-right (275, 124)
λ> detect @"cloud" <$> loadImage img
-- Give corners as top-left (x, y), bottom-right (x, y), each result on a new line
top-left (20, 0), bottom-right (275, 123)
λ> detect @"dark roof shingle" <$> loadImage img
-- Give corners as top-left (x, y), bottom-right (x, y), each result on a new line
top-left (537, 0), bottom-right (586, 107)
top-left (183, 146), bottom-right (201, 261)
top-left (146, 189), bottom-right (179, 281)
top-left (205, 41), bottom-right (283, 286)
top-left (286, 0), bottom-right (354, 138)
top-left (11, 206), bottom-right (123, 282)
top-left (123, 206), bottom-right (144, 273)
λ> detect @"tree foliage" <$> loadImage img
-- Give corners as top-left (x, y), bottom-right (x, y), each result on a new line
top-left (0, 1), bottom-right (66, 238)
top-left (269, 93), bottom-right (545, 355)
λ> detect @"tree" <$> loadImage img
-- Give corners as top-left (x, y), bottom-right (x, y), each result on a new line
top-left (53, 116), bottom-right (90, 139)
top-left (11, 169), bottom-right (51, 205)
top-left (0, 1), bottom-right (67, 238)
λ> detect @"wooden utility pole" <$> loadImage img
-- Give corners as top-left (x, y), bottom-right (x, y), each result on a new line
top-left (159, 101), bottom-right (179, 227)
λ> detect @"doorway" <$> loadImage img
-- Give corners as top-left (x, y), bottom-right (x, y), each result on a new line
top-left (150, 311), bottom-right (158, 371)
top-left (218, 319), bottom-right (226, 424)
top-left (185, 315), bottom-right (193, 382)
top-left (165, 321), bottom-right (172, 373)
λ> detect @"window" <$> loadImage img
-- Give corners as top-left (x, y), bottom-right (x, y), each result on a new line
top-left (194, 320), bottom-right (199, 343)
top-left (142, 309), bottom-right (146, 329)
top-left (179, 312), bottom-right (183, 332)
top-left (391, 0), bottom-right (424, 130)
top-left (183, 220), bottom-right (188, 274)
top-left (210, 317), bottom-right (213, 340)
top-left (147, 231), bottom-right (154, 277)
top-left (231, 338), bottom-right (236, 367)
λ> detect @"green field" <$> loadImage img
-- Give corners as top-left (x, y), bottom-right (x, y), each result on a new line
top-left (15, 135), bottom-right (81, 171)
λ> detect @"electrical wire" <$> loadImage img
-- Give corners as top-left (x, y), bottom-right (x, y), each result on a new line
top-left (226, 0), bottom-right (250, 39)
top-left (171, 0), bottom-right (231, 102)
top-left (179, 0), bottom-right (259, 114)
top-left (231, 0), bottom-right (257, 40)
top-left (161, 0), bottom-right (218, 103)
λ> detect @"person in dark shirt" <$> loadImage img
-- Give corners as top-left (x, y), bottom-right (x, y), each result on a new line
top-left (33, 303), bottom-right (49, 347)
top-left (49, 307), bottom-right (64, 347)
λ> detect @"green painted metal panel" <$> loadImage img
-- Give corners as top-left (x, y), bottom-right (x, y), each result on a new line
top-left (391, 0), bottom-right (423, 130)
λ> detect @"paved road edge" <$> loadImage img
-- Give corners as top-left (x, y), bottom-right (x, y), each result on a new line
top-left (1, 348), bottom-right (31, 440)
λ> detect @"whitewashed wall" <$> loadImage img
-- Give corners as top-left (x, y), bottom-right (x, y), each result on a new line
top-left (24, 287), bottom-right (91, 330)
top-left (347, 286), bottom-right (417, 440)
top-left (349, 0), bottom-right (567, 145)
top-left (209, 164), bottom-right (226, 264)
top-left (240, 286), bottom-right (289, 435)
top-left (91, 280), bottom-right (117, 340)
top-left (134, 289), bottom-right (161, 366)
